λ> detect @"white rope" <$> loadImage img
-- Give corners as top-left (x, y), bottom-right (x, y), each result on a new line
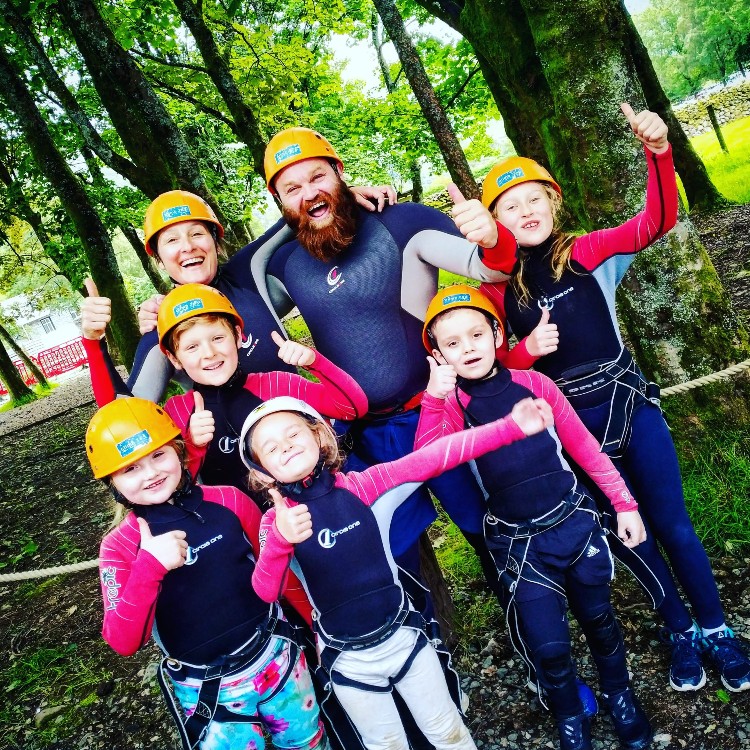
top-left (0, 558), bottom-right (99, 582)
top-left (2, 358), bottom-right (749, 582)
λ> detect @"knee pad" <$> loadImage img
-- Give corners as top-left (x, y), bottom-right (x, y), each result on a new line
top-left (537, 644), bottom-right (576, 690)
top-left (582, 608), bottom-right (622, 657)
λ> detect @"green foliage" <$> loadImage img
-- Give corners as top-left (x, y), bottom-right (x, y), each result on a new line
top-left (632, 0), bottom-right (750, 99)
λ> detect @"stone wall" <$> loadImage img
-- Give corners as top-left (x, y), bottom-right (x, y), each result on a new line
top-left (673, 79), bottom-right (750, 136)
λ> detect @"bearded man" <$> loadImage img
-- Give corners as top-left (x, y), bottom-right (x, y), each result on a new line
top-left (253, 127), bottom-right (519, 581)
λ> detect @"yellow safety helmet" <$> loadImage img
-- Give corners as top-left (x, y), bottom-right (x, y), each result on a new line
top-left (422, 284), bottom-right (504, 352)
top-left (157, 283), bottom-right (244, 353)
top-left (482, 157), bottom-right (561, 211)
top-left (86, 398), bottom-right (181, 479)
top-left (264, 127), bottom-right (343, 191)
top-left (143, 190), bottom-right (224, 255)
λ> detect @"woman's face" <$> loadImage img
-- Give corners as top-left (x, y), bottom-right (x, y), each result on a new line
top-left (251, 412), bottom-right (321, 485)
top-left (493, 181), bottom-right (554, 248)
top-left (156, 220), bottom-right (219, 285)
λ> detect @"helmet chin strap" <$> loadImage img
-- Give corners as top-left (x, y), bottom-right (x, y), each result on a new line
top-left (276, 457), bottom-right (327, 496)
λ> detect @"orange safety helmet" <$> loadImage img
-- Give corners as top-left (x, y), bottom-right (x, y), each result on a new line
top-left (264, 127), bottom-right (343, 191)
top-left (482, 157), bottom-right (561, 211)
top-left (86, 397), bottom-right (181, 479)
top-left (143, 190), bottom-right (224, 256)
top-left (422, 284), bottom-right (504, 352)
top-left (157, 283), bottom-right (244, 352)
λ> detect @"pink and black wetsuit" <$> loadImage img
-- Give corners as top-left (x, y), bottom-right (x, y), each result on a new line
top-left (483, 145), bottom-right (728, 637)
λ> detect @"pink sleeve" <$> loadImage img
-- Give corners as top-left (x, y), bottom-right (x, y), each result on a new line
top-left (248, 351), bottom-right (368, 421)
top-left (511, 371), bottom-right (637, 513)
top-left (342, 413), bottom-right (528, 505)
top-left (82, 336), bottom-right (117, 406)
top-left (164, 392), bottom-right (205, 480)
top-left (479, 222), bottom-right (518, 273)
top-left (415, 392), bottom-right (464, 449)
top-left (251, 508), bottom-right (296, 604)
top-left (99, 514), bottom-right (168, 656)
top-left (571, 145), bottom-right (678, 271)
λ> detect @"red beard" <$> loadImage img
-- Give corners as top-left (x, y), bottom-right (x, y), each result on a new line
top-left (283, 181), bottom-right (359, 263)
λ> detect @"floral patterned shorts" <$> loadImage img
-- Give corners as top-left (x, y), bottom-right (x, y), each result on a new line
top-left (171, 635), bottom-right (324, 750)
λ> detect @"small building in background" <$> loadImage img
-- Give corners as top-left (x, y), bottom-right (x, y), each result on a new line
top-left (1, 294), bottom-right (81, 356)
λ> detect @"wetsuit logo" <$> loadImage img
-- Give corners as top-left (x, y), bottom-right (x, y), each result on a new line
top-left (240, 330), bottom-right (258, 352)
top-left (184, 534), bottom-right (224, 565)
top-left (218, 436), bottom-right (239, 454)
top-left (102, 566), bottom-right (120, 610)
top-left (317, 520), bottom-right (361, 548)
top-left (538, 286), bottom-right (574, 310)
top-left (326, 266), bottom-right (345, 294)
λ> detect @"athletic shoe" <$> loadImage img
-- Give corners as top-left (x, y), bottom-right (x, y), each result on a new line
top-left (600, 688), bottom-right (653, 750)
top-left (659, 626), bottom-right (706, 691)
top-left (527, 677), bottom-right (599, 718)
top-left (556, 712), bottom-right (592, 750)
top-left (700, 627), bottom-right (750, 692)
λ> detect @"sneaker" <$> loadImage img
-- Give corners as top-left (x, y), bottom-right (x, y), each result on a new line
top-left (659, 626), bottom-right (706, 691)
top-left (600, 688), bottom-right (653, 750)
top-left (700, 627), bottom-right (750, 692)
top-left (557, 712), bottom-right (592, 750)
top-left (527, 677), bottom-right (598, 718)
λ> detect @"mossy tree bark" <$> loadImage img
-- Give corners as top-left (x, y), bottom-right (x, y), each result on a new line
top-left (0, 46), bottom-right (140, 367)
top-left (0, 336), bottom-right (34, 403)
top-left (0, 323), bottom-right (48, 389)
top-left (48, 0), bottom-right (248, 248)
top-left (416, 0), bottom-right (750, 431)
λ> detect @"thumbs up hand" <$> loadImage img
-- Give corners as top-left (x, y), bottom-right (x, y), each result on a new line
top-left (270, 488), bottom-right (313, 544)
top-left (272, 330), bottom-right (315, 368)
top-left (188, 391), bottom-right (215, 447)
top-left (620, 102), bottom-right (668, 154)
top-left (80, 278), bottom-right (112, 340)
top-left (448, 183), bottom-right (499, 249)
top-left (425, 356), bottom-right (457, 400)
top-left (526, 306), bottom-right (559, 357)
top-left (137, 517), bottom-right (188, 570)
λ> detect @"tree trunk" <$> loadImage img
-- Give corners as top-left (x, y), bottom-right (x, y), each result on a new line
top-left (622, 6), bottom-right (732, 213)
top-left (0, 0), bottom-right (148, 194)
top-left (410, 157), bottom-right (423, 203)
top-left (0, 323), bottom-right (48, 388)
top-left (120, 226), bottom-right (172, 296)
top-left (0, 45), bottom-right (140, 366)
top-left (0, 336), bottom-right (35, 403)
top-left (371, 0), bottom-right (480, 200)
top-left (518, 0), bottom-right (750, 425)
top-left (416, 0), bottom-right (750, 429)
top-left (171, 0), bottom-right (266, 178)
top-left (50, 0), bottom-right (244, 247)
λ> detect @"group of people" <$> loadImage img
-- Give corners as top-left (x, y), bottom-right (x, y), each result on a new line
top-left (79, 102), bottom-right (750, 750)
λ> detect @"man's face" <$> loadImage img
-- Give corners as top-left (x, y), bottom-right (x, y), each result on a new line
top-left (274, 158), bottom-right (341, 228)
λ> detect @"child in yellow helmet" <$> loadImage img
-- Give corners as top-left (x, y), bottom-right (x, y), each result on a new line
top-left (88, 397), bottom-right (327, 750)
top-left (86, 282), bottom-right (367, 496)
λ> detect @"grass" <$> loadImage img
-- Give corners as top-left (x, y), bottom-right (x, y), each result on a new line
top-left (685, 115), bottom-right (750, 205)
top-left (680, 426), bottom-right (750, 555)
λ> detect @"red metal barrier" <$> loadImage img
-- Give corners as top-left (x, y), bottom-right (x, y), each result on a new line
top-left (0, 337), bottom-right (87, 396)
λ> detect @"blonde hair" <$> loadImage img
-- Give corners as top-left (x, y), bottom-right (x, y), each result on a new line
top-left (106, 438), bottom-right (187, 530)
top-left (494, 184), bottom-right (579, 308)
top-left (164, 312), bottom-right (238, 356)
top-left (246, 413), bottom-right (345, 506)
